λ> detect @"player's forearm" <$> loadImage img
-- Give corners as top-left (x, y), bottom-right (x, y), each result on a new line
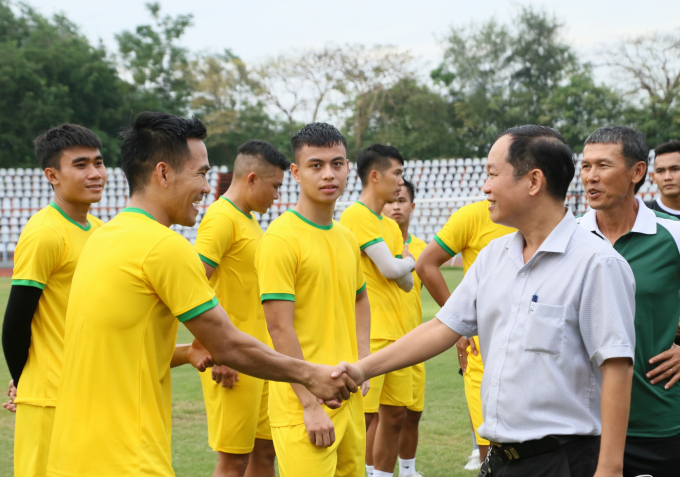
top-left (356, 318), bottom-right (460, 381)
top-left (2, 285), bottom-right (42, 385)
top-left (355, 291), bottom-right (371, 359)
top-left (170, 344), bottom-right (190, 368)
top-left (597, 357), bottom-right (633, 473)
top-left (416, 261), bottom-right (451, 307)
top-left (394, 272), bottom-right (414, 292)
top-left (364, 243), bottom-right (415, 280)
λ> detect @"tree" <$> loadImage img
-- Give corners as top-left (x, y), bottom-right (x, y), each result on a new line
top-left (115, 2), bottom-right (193, 115)
top-left (604, 30), bottom-right (680, 146)
top-left (0, 0), bottom-right (126, 167)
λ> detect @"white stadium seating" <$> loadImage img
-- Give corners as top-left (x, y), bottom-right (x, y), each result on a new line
top-left (0, 156), bottom-right (662, 261)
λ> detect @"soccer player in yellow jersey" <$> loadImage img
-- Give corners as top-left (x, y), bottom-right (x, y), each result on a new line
top-left (46, 113), bottom-right (359, 477)
top-left (340, 144), bottom-right (416, 477)
top-left (382, 179), bottom-right (427, 477)
top-left (195, 140), bottom-right (289, 477)
top-left (255, 123), bottom-right (371, 477)
top-left (415, 199), bottom-right (515, 467)
top-left (0, 124), bottom-right (106, 477)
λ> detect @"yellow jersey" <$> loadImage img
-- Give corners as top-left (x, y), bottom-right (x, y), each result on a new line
top-left (340, 202), bottom-right (406, 340)
top-left (402, 234), bottom-right (427, 332)
top-left (194, 197), bottom-right (268, 344)
top-left (255, 209), bottom-right (365, 427)
top-left (12, 202), bottom-right (103, 407)
top-left (434, 200), bottom-right (515, 273)
top-left (47, 208), bottom-right (217, 477)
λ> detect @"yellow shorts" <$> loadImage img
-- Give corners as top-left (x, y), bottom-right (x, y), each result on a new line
top-left (407, 362), bottom-right (426, 412)
top-left (364, 339), bottom-right (413, 413)
top-left (15, 403), bottom-right (55, 477)
top-left (463, 336), bottom-right (489, 446)
top-left (272, 394), bottom-right (365, 477)
top-left (199, 369), bottom-right (271, 454)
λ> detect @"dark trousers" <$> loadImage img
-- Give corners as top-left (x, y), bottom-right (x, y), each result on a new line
top-left (486, 436), bottom-right (600, 477)
top-left (624, 431), bottom-right (680, 477)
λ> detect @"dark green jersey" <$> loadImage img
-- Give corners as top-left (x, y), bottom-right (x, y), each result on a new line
top-left (578, 198), bottom-right (680, 438)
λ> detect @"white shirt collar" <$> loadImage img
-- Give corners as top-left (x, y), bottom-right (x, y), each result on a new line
top-left (506, 209), bottom-right (577, 265)
top-left (580, 196), bottom-right (657, 239)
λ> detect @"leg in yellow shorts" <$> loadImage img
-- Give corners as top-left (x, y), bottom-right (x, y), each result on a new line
top-left (199, 369), bottom-right (270, 454)
top-left (463, 336), bottom-right (489, 446)
top-left (406, 362), bottom-right (426, 413)
top-left (364, 339), bottom-right (414, 413)
top-left (15, 403), bottom-right (55, 477)
top-left (273, 394), bottom-right (365, 477)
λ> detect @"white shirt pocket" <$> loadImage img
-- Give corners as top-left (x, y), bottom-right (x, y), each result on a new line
top-left (522, 303), bottom-right (566, 355)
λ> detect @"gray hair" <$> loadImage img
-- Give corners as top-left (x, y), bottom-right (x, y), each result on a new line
top-left (584, 126), bottom-right (648, 193)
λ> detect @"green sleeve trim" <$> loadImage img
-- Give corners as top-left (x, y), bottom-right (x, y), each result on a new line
top-left (261, 293), bottom-right (295, 303)
top-left (359, 237), bottom-right (384, 250)
top-left (177, 297), bottom-right (219, 322)
top-left (433, 234), bottom-right (456, 257)
top-left (11, 279), bottom-right (46, 290)
top-left (356, 282), bottom-right (367, 295)
top-left (396, 254), bottom-right (402, 259)
top-left (198, 254), bottom-right (219, 268)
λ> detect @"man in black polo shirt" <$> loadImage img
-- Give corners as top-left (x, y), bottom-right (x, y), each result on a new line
top-left (579, 126), bottom-right (680, 477)
top-left (646, 140), bottom-right (680, 219)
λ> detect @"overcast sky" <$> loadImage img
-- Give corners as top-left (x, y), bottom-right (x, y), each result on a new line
top-left (21, 0), bottom-right (680, 70)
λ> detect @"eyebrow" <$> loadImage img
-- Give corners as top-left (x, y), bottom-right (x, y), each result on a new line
top-left (72, 155), bottom-right (103, 164)
top-left (198, 164), bottom-right (211, 172)
top-left (306, 156), bottom-right (346, 163)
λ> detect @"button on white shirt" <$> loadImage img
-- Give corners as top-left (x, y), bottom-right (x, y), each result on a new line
top-left (436, 210), bottom-right (636, 443)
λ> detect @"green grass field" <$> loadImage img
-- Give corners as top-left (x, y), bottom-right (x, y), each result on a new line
top-left (0, 268), bottom-right (475, 476)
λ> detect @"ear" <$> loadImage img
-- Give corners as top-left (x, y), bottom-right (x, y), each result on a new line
top-left (44, 167), bottom-right (59, 187)
top-left (247, 171), bottom-right (258, 186)
top-left (290, 162), bottom-right (301, 183)
top-left (527, 168), bottom-right (544, 197)
top-left (632, 162), bottom-right (647, 186)
top-left (370, 169), bottom-right (380, 183)
top-left (410, 202), bottom-right (416, 212)
top-left (155, 162), bottom-right (171, 189)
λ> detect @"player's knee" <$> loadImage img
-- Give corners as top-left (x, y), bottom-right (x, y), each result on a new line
top-left (405, 410), bottom-right (422, 425)
top-left (382, 406), bottom-right (407, 429)
top-left (252, 439), bottom-right (276, 464)
top-left (216, 451), bottom-right (250, 473)
top-left (365, 412), bottom-right (377, 428)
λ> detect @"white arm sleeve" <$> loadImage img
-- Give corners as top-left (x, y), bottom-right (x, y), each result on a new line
top-left (394, 271), bottom-right (414, 293)
top-left (364, 241), bottom-right (415, 280)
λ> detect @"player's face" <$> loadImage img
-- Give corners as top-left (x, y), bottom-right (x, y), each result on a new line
top-left (382, 185), bottom-right (414, 226)
top-left (250, 166), bottom-right (285, 214)
top-left (47, 146), bottom-right (107, 205)
top-left (168, 138), bottom-right (211, 227)
top-left (581, 143), bottom-right (646, 211)
top-left (377, 159), bottom-right (404, 203)
top-left (484, 135), bottom-right (524, 226)
top-left (652, 152), bottom-right (680, 199)
top-left (291, 144), bottom-right (348, 205)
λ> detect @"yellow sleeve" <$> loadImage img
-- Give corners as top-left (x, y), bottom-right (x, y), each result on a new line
top-left (255, 234), bottom-right (297, 303)
top-left (12, 225), bottom-right (63, 289)
top-left (391, 220), bottom-right (405, 258)
top-left (433, 205), bottom-right (476, 256)
top-left (194, 210), bottom-right (235, 268)
top-left (355, 242), bottom-right (366, 295)
top-left (341, 206), bottom-right (383, 250)
top-left (143, 235), bottom-right (217, 322)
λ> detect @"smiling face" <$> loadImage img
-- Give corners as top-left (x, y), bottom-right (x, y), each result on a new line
top-left (581, 142), bottom-right (646, 211)
top-left (382, 185), bottom-right (414, 227)
top-left (291, 144), bottom-right (348, 205)
top-left (46, 146), bottom-right (107, 205)
top-left (652, 152), bottom-right (680, 200)
top-left (165, 138), bottom-right (211, 227)
top-left (483, 134), bottom-right (528, 226)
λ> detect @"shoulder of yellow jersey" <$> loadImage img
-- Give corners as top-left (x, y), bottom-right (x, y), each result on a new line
top-left (88, 215), bottom-right (105, 228)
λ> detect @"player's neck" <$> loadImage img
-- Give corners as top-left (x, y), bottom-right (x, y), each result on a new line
top-left (399, 223), bottom-right (409, 242)
top-left (594, 194), bottom-right (639, 245)
top-left (224, 184), bottom-right (252, 216)
top-left (127, 195), bottom-right (171, 227)
top-left (358, 191), bottom-right (386, 217)
top-left (660, 194), bottom-right (680, 212)
top-left (294, 194), bottom-right (334, 227)
top-left (52, 195), bottom-right (91, 227)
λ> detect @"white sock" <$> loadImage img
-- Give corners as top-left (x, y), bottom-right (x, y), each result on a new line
top-left (399, 457), bottom-right (416, 476)
top-left (365, 464), bottom-right (374, 476)
top-left (472, 431), bottom-right (479, 450)
top-left (373, 471), bottom-right (393, 477)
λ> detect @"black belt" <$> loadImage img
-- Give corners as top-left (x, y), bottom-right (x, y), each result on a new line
top-left (489, 435), bottom-right (585, 464)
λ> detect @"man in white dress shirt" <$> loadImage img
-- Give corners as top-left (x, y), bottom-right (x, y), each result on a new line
top-left (336, 125), bottom-right (637, 477)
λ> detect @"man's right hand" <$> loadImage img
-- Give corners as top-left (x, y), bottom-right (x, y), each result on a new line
top-left (305, 363), bottom-right (358, 408)
top-left (303, 402), bottom-right (336, 447)
top-left (2, 379), bottom-right (16, 413)
top-left (402, 243), bottom-right (415, 262)
top-left (212, 365), bottom-right (239, 388)
top-left (456, 336), bottom-right (477, 373)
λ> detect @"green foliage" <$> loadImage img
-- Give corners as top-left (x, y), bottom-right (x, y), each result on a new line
top-left (0, 1), bottom-right (126, 167)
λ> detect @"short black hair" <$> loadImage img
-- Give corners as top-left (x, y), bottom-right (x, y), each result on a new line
top-left (34, 124), bottom-right (102, 170)
top-left (236, 140), bottom-right (290, 172)
top-left (584, 126), bottom-right (648, 193)
top-left (499, 125), bottom-right (574, 200)
top-left (402, 178), bottom-right (416, 202)
top-left (654, 140), bottom-right (680, 158)
top-left (356, 144), bottom-right (405, 186)
top-left (120, 112), bottom-right (207, 195)
top-left (290, 123), bottom-right (347, 162)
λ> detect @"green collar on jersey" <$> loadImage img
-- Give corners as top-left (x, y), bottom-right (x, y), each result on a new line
top-left (221, 196), bottom-right (254, 219)
top-left (357, 201), bottom-right (383, 220)
top-left (50, 201), bottom-right (91, 231)
top-left (121, 207), bottom-right (156, 222)
top-left (287, 209), bottom-right (333, 230)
